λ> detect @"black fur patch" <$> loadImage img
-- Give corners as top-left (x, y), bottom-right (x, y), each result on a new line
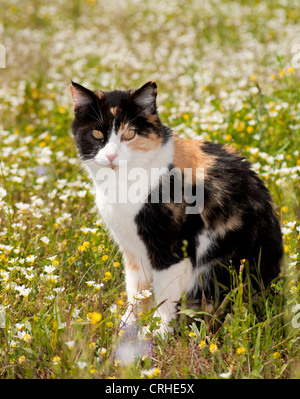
top-left (135, 141), bottom-right (283, 300)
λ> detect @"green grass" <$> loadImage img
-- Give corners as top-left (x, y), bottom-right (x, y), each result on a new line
top-left (0, 0), bottom-right (299, 379)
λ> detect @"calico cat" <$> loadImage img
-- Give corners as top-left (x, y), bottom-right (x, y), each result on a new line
top-left (70, 80), bottom-right (283, 335)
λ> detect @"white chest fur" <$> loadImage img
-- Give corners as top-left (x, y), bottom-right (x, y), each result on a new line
top-left (86, 140), bottom-right (174, 258)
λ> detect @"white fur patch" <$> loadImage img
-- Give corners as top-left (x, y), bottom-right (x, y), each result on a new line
top-left (197, 232), bottom-right (213, 259)
top-left (86, 137), bottom-right (175, 329)
top-left (152, 259), bottom-right (194, 334)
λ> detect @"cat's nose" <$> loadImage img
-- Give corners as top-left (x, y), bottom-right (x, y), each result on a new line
top-left (106, 153), bottom-right (117, 163)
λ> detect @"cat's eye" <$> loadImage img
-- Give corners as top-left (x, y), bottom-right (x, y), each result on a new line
top-left (92, 130), bottom-right (104, 140)
top-left (121, 129), bottom-right (136, 141)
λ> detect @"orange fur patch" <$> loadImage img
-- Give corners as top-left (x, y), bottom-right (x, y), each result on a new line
top-left (123, 251), bottom-right (139, 271)
top-left (96, 91), bottom-right (104, 99)
top-left (146, 113), bottom-right (159, 125)
top-left (110, 106), bottom-right (117, 116)
top-left (173, 137), bottom-right (216, 183)
top-left (224, 143), bottom-right (238, 155)
top-left (118, 122), bottom-right (129, 135)
top-left (127, 132), bottom-right (161, 152)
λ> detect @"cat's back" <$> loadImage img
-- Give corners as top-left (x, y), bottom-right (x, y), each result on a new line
top-left (173, 136), bottom-right (282, 284)
top-left (173, 136), bottom-right (270, 205)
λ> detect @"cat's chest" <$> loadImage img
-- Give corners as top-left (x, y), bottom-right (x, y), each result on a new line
top-left (89, 157), bottom-right (170, 249)
top-left (95, 185), bottom-right (145, 248)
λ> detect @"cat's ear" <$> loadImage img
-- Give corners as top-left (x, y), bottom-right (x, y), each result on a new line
top-left (130, 81), bottom-right (157, 113)
top-left (70, 81), bottom-right (97, 109)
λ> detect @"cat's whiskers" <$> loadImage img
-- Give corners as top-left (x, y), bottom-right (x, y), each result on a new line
top-left (95, 99), bottom-right (104, 124)
top-left (88, 102), bottom-right (104, 126)
top-left (87, 111), bottom-right (103, 127)
top-left (68, 157), bottom-right (90, 178)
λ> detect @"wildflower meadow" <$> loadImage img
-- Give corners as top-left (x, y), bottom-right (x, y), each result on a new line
top-left (0, 0), bottom-right (299, 379)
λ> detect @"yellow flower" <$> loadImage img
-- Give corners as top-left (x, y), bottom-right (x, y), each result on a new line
top-left (19, 355), bottom-right (26, 365)
top-left (87, 312), bottom-right (102, 325)
top-left (102, 255), bottom-right (108, 261)
top-left (199, 340), bottom-right (206, 350)
top-left (183, 114), bottom-right (189, 120)
top-left (106, 322), bottom-right (113, 327)
top-left (290, 286), bottom-right (297, 294)
top-left (246, 126), bottom-right (254, 134)
top-left (25, 125), bottom-right (33, 132)
top-left (273, 352), bottom-right (281, 359)
top-left (189, 332), bottom-right (196, 337)
top-left (236, 347), bottom-right (246, 355)
top-left (78, 245), bottom-right (86, 252)
top-left (103, 271), bottom-right (112, 282)
top-left (113, 262), bottom-right (120, 268)
top-left (141, 367), bottom-right (161, 379)
top-left (116, 299), bottom-right (124, 306)
top-left (279, 69), bottom-right (286, 78)
top-left (90, 367), bottom-right (96, 374)
top-left (153, 368), bottom-right (160, 376)
top-left (250, 74), bottom-right (256, 81)
top-left (209, 344), bottom-right (218, 354)
top-left (53, 356), bottom-right (61, 364)
top-left (288, 67), bottom-right (294, 74)
top-left (282, 206), bottom-right (288, 213)
top-left (284, 245), bottom-right (291, 253)
top-left (23, 333), bottom-right (32, 344)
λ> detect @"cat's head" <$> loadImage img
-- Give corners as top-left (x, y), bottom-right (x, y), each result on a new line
top-left (70, 81), bottom-right (171, 169)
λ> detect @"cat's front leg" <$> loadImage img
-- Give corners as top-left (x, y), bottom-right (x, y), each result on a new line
top-left (121, 252), bottom-right (153, 328)
top-left (150, 258), bottom-right (194, 336)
